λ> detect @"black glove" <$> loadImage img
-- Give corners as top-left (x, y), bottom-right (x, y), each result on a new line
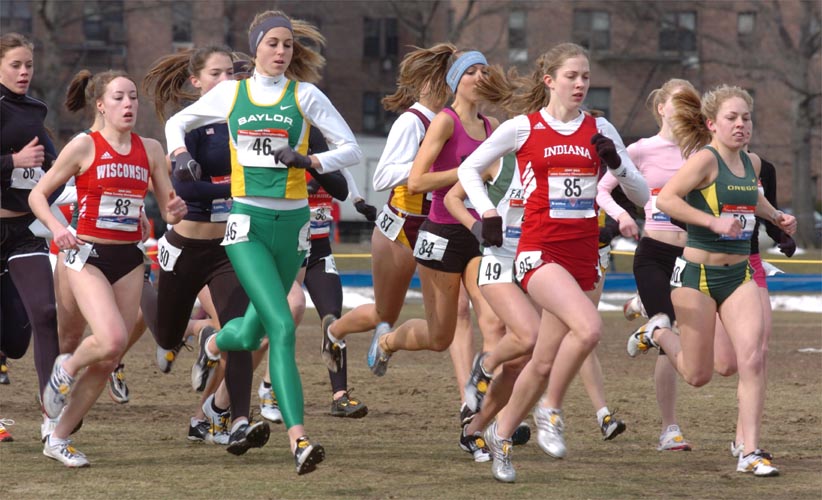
top-left (172, 151), bottom-right (201, 182)
top-left (778, 234), bottom-right (796, 257)
top-left (591, 133), bottom-right (621, 170)
top-left (273, 147), bottom-right (312, 169)
top-left (354, 199), bottom-right (377, 222)
top-left (470, 221), bottom-right (484, 245)
top-left (482, 216), bottom-right (503, 247)
top-left (598, 219), bottom-right (620, 246)
top-left (306, 179), bottom-right (321, 195)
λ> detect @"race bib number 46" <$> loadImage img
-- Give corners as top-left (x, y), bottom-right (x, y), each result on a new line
top-left (236, 128), bottom-right (289, 168)
top-left (221, 213), bottom-right (251, 246)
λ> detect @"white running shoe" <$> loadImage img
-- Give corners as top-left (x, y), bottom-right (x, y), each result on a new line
top-left (202, 394), bottom-right (230, 445)
top-left (627, 313), bottom-right (670, 357)
top-left (41, 413), bottom-right (58, 443)
top-left (484, 421), bottom-right (515, 483)
top-left (623, 294), bottom-right (647, 321)
top-left (534, 407), bottom-right (567, 459)
top-left (737, 449), bottom-right (779, 476)
top-left (43, 436), bottom-right (89, 468)
top-left (730, 440), bottom-right (744, 458)
top-left (258, 382), bottom-right (283, 424)
top-left (657, 425), bottom-right (692, 451)
top-left (43, 354), bottom-right (75, 419)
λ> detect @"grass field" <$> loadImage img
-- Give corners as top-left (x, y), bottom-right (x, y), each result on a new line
top-left (2, 305), bottom-right (821, 499)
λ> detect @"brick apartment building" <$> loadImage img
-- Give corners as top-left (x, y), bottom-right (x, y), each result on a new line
top-left (2, 0), bottom-right (819, 213)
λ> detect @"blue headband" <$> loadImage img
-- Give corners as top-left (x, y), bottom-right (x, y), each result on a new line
top-left (248, 16), bottom-right (293, 57)
top-left (446, 51), bottom-right (487, 93)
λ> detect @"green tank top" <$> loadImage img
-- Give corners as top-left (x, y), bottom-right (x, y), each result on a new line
top-left (686, 146), bottom-right (758, 255)
top-left (487, 154), bottom-right (517, 207)
top-left (227, 79), bottom-right (309, 199)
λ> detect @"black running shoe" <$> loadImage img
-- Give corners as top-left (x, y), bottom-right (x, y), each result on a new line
top-left (460, 403), bottom-right (476, 428)
top-left (191, 326), bottom-right (219, 392)
top-left (330, 391), bottom-right (368, 419)
top-left (320, 315), bottom-right (344, 374)
top-left (294, 436), bottom-right (325, 475)
top-left (464, 352), bottom-right (492, 413)
top-left (188, 419), bottom-right (210, 442)
top-left (0, 354), bottom-right (9, 385)
top-left (512, 421), bottom-right (531, 446)
top-left (227, 421), bottom-right (271, 456)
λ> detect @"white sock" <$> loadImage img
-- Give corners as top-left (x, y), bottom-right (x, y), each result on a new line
top-left (596, 407), bottom-right (610, 426)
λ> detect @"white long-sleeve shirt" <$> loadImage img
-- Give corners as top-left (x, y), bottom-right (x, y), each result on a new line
top-left (372, 102), bottom-right (436, 192)
top-left (459, 109), bottom-right (648, 216)
top-left (165, 71), bottom-right (361, 174)
top-left (341, 167), bottom-right (363, 201)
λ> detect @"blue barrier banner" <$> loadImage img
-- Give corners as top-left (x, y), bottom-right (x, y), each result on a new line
top-left (338, 272), bottom-right (822, 293)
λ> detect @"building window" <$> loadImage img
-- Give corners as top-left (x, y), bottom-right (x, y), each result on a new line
top-left (572, 10), bottom-right (610, 51)
top-left (659, 11), bottom-right (697, 52)
top-left (83, 0), bottom-right (124, 45)
top-left (508, 11), bottom-right (527, 64)
top-left (363, 17), bottom-right (398, 60)
top-left (738, 11), bottom-right (756, 44)
top-left (0, 1), bottom-right (33, 34)
top-left (362, 92), bottom-right (397, 135)
top-left (172, 2), bottom-right (192, 45)
top-left (585, 88), bottom-right (611, 120)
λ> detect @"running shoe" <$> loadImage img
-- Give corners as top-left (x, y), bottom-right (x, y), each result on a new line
top-left (227, 420), bottom-right (271, 456)
top-left (320, 314), bottom-right (345, 374)
top-left (43, 436), bottom-right (89, 468)
top-left (366, 322), bottom-right (392, 377)
top-left (459, 403), bottom-right (476, 428)
top-left (294, 436), bottom-right (325, 475)
top-left (188, 419), bottom-right (210, 442)
top-left (534, 406), bottom-right (566, 459)
top-left (191, 326), bottom-right (219, 392)
top-left (202, 394), bottom-right (230, 445)
top-left (737, 449), bottom-right (779, 477)
top-left (658, 424), bottom-right (691, 451)
top-left (157, 338), bottom-right (191, 374)
top-left (330, 390), bottom-right (368, 418)
top-left (627, 313), bottom-right (670, 357)
top-left (258, 382), bottom-right (283, 424)
top-left (600, 411), bottom-right (626, 441)
top-left (108, 363), bottom-right (129, 404)
top-left (484, 421), bottom-right (515, 483)
top-left (43, 354), bottom-right (75, 419)
top-left (623, 294), bottom-right (646, 321)
top-left (512, 421), bottom-right (531, 446)
top-left (464, 352), bottom-right (492, 413)
top-left (459, 425), bottom-right (491, 462)
top-left (0, 354), bottom-right (9, 384)
top-left (41, 414), bottom-right (57, 443)
top-left (0, 419), bottom-right (14, 442)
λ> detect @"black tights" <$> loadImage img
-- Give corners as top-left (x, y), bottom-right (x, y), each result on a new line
top-left (0, 255), bottom-right (59, 397)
